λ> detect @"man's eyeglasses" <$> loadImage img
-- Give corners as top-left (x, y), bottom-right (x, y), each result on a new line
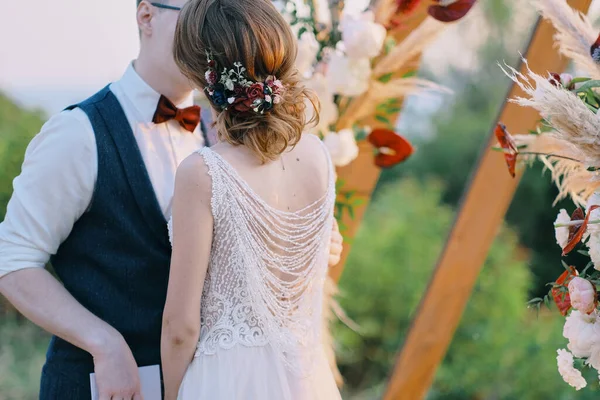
top-left (151, 2), bottom-right (181, 11)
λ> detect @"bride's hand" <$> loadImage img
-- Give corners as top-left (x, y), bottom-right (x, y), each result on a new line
top-left (328, 219), bottom-right (344, 267)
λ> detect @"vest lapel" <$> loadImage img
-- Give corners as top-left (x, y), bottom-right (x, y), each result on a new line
top-left (93, 90), bottom-right (169, 248)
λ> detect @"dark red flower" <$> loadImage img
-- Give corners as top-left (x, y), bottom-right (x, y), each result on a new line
top-left (552, 266), bottom-right (578, 316)
top-left (367, 129), bottom-right (414, 168)
top-left (562, 205), bottom-right (600, 256)
top-left (548, 72), bottom-right (562, 87)
top-left (231, 97), bottom-right (255, 113)
top-left (247, 83), bottom-right (265, 101)
top-left (591, 33), bottom-right (600, 63)
top-left (205, 70), bottom-right (218, 85)
top-left (494, 123), bottom-right (518, 178)
top-left (428, 0), bottom-right (476, 23)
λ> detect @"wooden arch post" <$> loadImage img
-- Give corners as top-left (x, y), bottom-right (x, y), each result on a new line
top-left (382, 1), bottom-right (593, 399)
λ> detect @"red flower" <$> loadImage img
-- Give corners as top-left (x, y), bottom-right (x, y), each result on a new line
top-left (552, 267), bottom-right (578, 316)
top-left (562, 205), bottom-right (600, 256)
top-left (494, 123), bottom-right (518, 178)
top-left (548, 72), bottom-right (562, 87)
top-left (396, 0), bottom-right (422, 15)
top-left (231, 97), bottom-right (255, 113)
top-left (428, 0), bottom-right (476, 23)
top-left (367, 129), bottom-right (414, 168)
top-left (246, 83), bottom-right (265, 101)
top-left (591, 33), bottom-right (600, 63)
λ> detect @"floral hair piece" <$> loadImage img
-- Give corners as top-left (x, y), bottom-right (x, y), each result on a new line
top-left (204, 51), bottom-right (285, 115)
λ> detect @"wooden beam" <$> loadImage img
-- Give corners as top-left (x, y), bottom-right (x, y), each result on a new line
top-left (329, 1), bottom-right (433, 282)
top-left (382, 1), bottom-right (593, 398)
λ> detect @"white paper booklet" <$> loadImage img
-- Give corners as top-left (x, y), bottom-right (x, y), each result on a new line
top-left (90, 364), bottom-right (161, 400)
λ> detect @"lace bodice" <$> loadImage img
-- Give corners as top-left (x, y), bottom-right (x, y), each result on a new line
top-left (168, 144), bottom-right (336, 375)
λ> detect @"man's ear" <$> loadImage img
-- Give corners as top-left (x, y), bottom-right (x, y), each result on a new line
top-left (137, 0), bottom-right (154, 37)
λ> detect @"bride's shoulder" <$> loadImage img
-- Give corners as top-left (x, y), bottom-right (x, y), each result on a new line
top-left (174, 149), bottom-right (213, 199)
top-left (296, 133), bottom-right (331, 169)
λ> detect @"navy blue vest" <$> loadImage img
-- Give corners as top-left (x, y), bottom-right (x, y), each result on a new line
top-left (39, 86), bottom-right (172, 399)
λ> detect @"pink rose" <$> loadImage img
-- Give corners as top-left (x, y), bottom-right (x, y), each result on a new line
top-left (569, 277), bottom-right (598, 314)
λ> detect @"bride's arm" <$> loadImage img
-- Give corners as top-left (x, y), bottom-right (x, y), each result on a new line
top-left (162, 154), bottom-right (214, 400)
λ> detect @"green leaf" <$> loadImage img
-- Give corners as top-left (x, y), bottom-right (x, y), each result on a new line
top-left (384, 37), bottom-right (396, 56)
top-left (577, 250), bottom-right (590, 257)
top-left (402, 70), bottom-right (417, 78)
top-left (351, 198), bottom-right (366, 207)
top-left (585, 89), bottom-right (599, 108)
top-left (544, 295), bottom-right (551, 309)
top-left (561, 260), bottom-right (570, 271)
top-left (348, 206), bottom-right (355, 220)
top-left (570, 77), bottom-right (592, 85)
top-left (378, 73), bottom-right (393, 83)
top-left (575, 79), bottom-right (600, 92)
top-left (527, 297), bottom-right (543, 305)
top-left (375, 115), bottom-right (391, 125)
top-left (582, 261), bottom-right (595, 277)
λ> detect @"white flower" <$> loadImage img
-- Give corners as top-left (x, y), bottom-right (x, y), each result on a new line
top-left (340, 11), bottom-right (386, 60)
top-left (555, 209), bottom-right (571, 249)
top-left (561, 73), bottom-right (574, 88)
top-left (557, 349), bottom-right (587, 390)
top-left (295, 31), bottom-right (320, 77)
top-left (563, 310), bottom-right (600, 358)
top-left (303, 73), bottom-right (338, 135)
top-left (291, 0), bottom-right (311, 19)
top-left (586, 344), bottom-right (600, 371)
top-left (587, 234), bottom-right (600, 271)
top-left (586, 192), bottom-right (600, 236)
top-left (225, 79), bottom-right (234, 91)
top-left (326, 51), bottom-right (371, 97)
top-left (323, 129), bottom-right (359, 167)
top-left (569, 277), bottom-right (597, 314)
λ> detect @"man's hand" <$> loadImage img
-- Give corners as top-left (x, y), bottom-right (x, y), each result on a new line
top-left (93, 335), bottom-right (143, 400)
top-left (328, 219), bottom-right (344, 267)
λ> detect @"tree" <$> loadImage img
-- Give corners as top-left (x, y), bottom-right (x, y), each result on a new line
top-left (336, 178), bottom-right (599, 399)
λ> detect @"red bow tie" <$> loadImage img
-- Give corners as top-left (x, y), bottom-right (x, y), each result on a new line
top-left (152, 95), bottom-right (201, 133)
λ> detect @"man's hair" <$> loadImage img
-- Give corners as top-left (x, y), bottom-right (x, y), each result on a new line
top-left (138, 0), bottom-right (170, 5)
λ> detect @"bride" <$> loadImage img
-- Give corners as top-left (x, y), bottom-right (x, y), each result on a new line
top-left (160, 0), bottom-right (343, 399)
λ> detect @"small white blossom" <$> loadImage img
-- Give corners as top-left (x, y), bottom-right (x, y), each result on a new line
top-left (322, 129), bottom-right (359, 167)
top-left (555, 209), bottom-right (571, 249)
top-left (557, 349), bottom-right (587, 390)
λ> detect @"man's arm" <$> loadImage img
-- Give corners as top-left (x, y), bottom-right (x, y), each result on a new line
top-left (0, 110), bottom-right (141, 399)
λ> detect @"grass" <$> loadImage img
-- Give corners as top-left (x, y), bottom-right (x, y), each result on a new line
top-left (0, 315), bottom-right (49, 400)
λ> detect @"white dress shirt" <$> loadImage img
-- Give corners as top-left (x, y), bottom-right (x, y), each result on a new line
top-left (0, 63), bottom-right (204, 278)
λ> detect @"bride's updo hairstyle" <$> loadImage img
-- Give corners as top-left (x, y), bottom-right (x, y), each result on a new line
top-left (174, 0), bottom-right (319, 162)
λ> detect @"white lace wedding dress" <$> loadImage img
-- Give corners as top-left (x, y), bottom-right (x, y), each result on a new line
top-left (169, 146), bottom-right (342, 400)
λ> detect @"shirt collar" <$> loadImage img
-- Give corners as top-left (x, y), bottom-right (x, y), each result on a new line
top-left (113, 62), bottom-right (195, 123)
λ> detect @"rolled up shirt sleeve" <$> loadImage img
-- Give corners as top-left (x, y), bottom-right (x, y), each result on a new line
top-left (0, 109), bottom-right (97, 278)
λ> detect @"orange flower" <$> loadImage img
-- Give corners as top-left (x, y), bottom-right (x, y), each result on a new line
top-left (428, 0), bottom-right (476, 23)
top-left (367, 129), bottom-right (414, 168)
top-left (552, 266), bottom-right (578, 316)
top-left (494, 123), bottom-right (518, 178)
top-left (562, 206), bottom-right (600, 256)
top-left (396, 0), bottom-right (422, 15)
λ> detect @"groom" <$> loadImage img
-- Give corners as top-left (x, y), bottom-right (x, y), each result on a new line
top-left (0, 1), bottom-right (343, 399)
